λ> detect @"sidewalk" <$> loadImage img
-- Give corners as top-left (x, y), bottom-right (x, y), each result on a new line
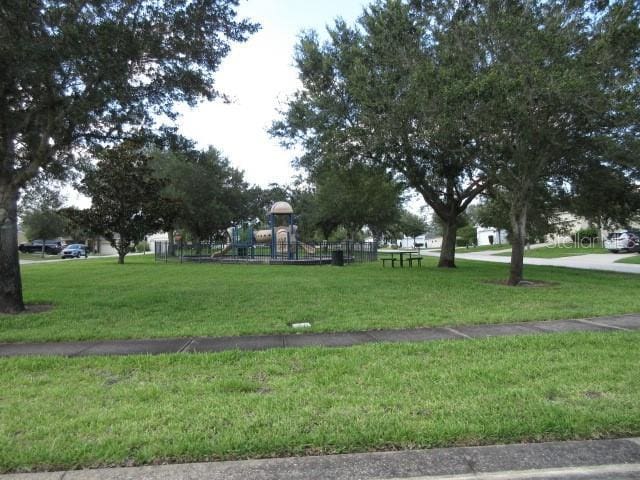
top-left (3, 437), bottom-right (640, 479)
top-left (1, 314), bottom-right (639, 358)
top-left (422, 249), bottom-right (640, 274)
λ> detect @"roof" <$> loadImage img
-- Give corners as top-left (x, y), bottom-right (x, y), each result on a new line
top-left (269, 201), bottom-right (293, 214)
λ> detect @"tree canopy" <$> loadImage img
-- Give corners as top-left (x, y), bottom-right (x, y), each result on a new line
top-left (78, 141), bottom-right (172, 264)
top-left (474, 0), bottom-right (639, 284)
top-left (273, 0), bottom-right (640, 283)
top-left (271, 1), bottom-right (489, 268)
top-left (308, 163), bottom-right (404, 240)
top-left (152, 145), bottom-right (259, 243)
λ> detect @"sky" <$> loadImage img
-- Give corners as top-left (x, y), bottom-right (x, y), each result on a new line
top-left (175, 0), bottom-right (369, 187)
top-left (66, 0), bottom-right (424, 212)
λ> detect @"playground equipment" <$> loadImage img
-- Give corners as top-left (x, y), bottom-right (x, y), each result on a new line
top-left (214, 201), bottom-right (315, 260)
top-left (156, 201), bottom-right (377, 265)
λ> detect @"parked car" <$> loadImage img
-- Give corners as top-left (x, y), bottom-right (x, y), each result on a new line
top-left (604, 230), bottom-right (640, 253)
top-left (61, 244), bottom-right (88, 259)
top-left (18, 240), bottom-right (63, 255)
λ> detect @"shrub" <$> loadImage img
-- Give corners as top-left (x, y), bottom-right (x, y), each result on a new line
top-left (457, 225), bottom-right (477, 247)
top-left (135, 240), bottom-right (150, 253)
top-left (572, 227), bottom-right (600, 245)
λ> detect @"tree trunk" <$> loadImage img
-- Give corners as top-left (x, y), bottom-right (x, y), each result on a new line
top-left (0, 184), bottom-right (25, 313)
top-left (438, 218), bottom-right (457, 268)
top-left (115, 237), bottom-right (128, 264)
top-left (167, 229), bottom-right (175, 256)
top-left (508, 202), bottom-right (528, 286)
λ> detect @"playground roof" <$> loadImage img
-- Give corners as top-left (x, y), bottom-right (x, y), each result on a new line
top-left (269, 201), bottom-right (293, 214)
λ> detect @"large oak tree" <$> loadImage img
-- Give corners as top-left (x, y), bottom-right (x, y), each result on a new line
top-left (0, 0), bottom-right (258, 312)
top-left (271, 1), bottom-right (487, 268)
top-left (474, 0), bottom-right (640, 284)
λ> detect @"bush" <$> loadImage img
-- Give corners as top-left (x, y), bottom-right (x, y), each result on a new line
top-left (457, 225), bottom-right (477, 247)
top-left (572, 227), bottom-right (599, 245)
top-left (135, 240), bottom-right (150, 253)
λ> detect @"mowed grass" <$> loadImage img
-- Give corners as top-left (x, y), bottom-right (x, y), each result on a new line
top-left (1, 331), bottom-right (638, 473)
top-left (616, 254), bottom-right (640, 264)
top-left (18, 253), bottom-right (61, 262)
top-left (4, 255), bottom-right (640, 343)
top-left (495, 245), bottom-right (609, 258)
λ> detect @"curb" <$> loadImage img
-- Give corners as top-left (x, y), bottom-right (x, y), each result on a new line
top-left (3, 438), bottom-right (640, 479)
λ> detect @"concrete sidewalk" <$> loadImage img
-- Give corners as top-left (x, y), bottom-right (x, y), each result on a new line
top-left (3, 437), bottom-right (640, 479)
top-left (422, 248), bottom-right (640, 274)
top-left (1, 314), bottom-right (639, 358)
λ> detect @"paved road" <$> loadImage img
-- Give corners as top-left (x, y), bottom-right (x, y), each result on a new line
top-left (3, 438), bottom-right (640, 479)
top-left (423, 247), bottom-right (640, 274)
top-left (19, 253), bottom-right (147, 266)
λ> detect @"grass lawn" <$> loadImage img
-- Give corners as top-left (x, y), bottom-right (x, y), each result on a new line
top-left (3, 255), bottom-right (640, 343)
top-left (495, 245), bottom-right (609, 258)
top-left (616, 254), bottom-right (640, 264)
top-left (19, 252), bottom-right (61, 262)
top-left (1, 331), bottom-right (638, 473)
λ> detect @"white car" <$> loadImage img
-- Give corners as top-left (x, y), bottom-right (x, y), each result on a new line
top-left (604, 230), bottom-right (640, 253)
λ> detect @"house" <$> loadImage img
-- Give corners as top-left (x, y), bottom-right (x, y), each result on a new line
top-left (477, 227), bottom-right (509, 246)
top-left (147, 232), bottom-right (169, 252)
top-left (87, 237), bottom-right (118, 255)
top-left (397, 235), bottom-right (442, 249)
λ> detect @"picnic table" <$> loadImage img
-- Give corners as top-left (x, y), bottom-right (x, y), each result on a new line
top-left (378, 249), bottom-right (422, 268)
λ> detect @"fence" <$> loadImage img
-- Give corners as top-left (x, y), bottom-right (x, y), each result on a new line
top-left (154, 240), bottom-right (377, 265)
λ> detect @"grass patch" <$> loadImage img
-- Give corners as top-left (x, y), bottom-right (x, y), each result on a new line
top-left (1, 331), bottom-right (638, 472)
top-left (19, 253), bottom-right (61, 262)
top-left (495, 245), bottom-right (609, 258)
top-left (616, 254), bottom-right (640, 264)
top-left (4, 255), bottom-right (640, 343)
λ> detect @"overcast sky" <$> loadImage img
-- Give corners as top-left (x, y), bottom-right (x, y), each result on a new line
top-left (67, 0), bottom-right (424, 212)
top-left (175, 0), bottom-right (368, 187)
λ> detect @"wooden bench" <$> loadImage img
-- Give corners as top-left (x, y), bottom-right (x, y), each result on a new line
top-left (407, 255), bottom-right (423, 268)
top-left (381, 257), bottom-right (397, 268)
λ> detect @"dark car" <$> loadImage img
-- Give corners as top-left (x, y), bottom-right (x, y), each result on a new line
top-left (18, 240), bottom-right (63, 255)
top-left (61, 244), bottom-right (88, 259)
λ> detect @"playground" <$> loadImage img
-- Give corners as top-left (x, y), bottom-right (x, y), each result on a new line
top-left (155, 201), bottom-right (378, 265)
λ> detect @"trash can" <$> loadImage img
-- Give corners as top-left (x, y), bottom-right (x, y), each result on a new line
top-left (331, 250), bottom-right (344, 266)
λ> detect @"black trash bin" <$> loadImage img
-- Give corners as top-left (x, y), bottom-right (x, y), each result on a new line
top-left (331, 250), bottom-right (344, 266)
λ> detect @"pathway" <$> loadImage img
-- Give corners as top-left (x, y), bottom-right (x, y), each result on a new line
top-left (1, 314), bottom-right (638, 358)
top-left (423, 247), bottom-right (640, 274)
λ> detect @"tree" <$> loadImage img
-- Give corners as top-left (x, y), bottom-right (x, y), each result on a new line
top-left (567, 161), bottom-right (640, 234)
top-left (19, 182), bottom-right (66, 256)
top-left (476, 186), bottom-right (564, 245)
top-left (0, 0), bottom-right (257, 312)
top-left (310, 163), bottom-right (404, 240)
top-left (21, 209), bottom-right (66, 257)
top-left (152, 146), bottom-right (257, 243)
top-left (79, 141), bottom-right (173, 264)
top-left (474, 0), bottom-right (640, 284)
top-left (271, 1), bottom-right (487, 269)
top-left (397, 211), bottom-right (427, 245)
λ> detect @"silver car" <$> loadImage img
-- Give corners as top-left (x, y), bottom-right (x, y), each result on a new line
top-left (604, 231), bottom-right (640, 253)
top-left (61, 244), bottom-right (88, 258)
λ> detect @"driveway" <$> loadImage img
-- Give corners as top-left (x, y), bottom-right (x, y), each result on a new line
top-left (423, 246), bottom-right (640, 274)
